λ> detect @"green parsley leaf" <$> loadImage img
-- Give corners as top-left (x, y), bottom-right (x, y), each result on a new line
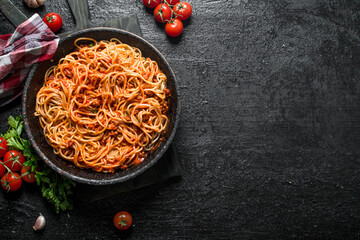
top-left (8, 115), bottom-right (19, 129)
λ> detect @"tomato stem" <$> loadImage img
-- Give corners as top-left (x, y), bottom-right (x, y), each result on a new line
top-left (46, 15), bottom-right (55, 23)
top-left (162, 0), bottom-right (184, 23)
top-left (118, 216), bottom-right (130, 228)
top-left (0, 160), bottom-right (14, 175)
top-left (0, 160), bottom-right (33, 179)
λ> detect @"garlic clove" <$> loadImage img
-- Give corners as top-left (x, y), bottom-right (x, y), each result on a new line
top-left (24, 0), bottom-right (44, 8)
top-left (33, 213), bottom-right (46, 231)
top-left (36, 0), bottom-right (45, 7)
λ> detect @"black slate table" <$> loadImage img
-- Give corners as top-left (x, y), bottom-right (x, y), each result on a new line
top-left (1, 0), bottom-right (360, 239)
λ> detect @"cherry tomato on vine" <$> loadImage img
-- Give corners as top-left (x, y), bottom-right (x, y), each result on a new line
top-left (113, 211), bottom-right (133, 230)
top-left (173, 2), bottom-right (192, 21)
top-left (21, 166), bottom-right (37, 183)
top-left (0, 137), bottom-right (8, 158)
top-left (167, 0), bottom-right (180, 5)
top-left (1, 172), bottom-right (22, 192)
top-left (43, 13), bottom-right (63, 33)
top-left (0, 160), bottom-right (5, 178)
top-left (165, 18), bottom-right (183, 37)
top-left (3, 150), bottom-right (25, 172)
top-left (154, 3), bottom-right (172, 23)
top-left (143, 0), bottom-right (162, 9)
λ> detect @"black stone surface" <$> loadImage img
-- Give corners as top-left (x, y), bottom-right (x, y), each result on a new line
top-left (1, 0), bottom-right (360, 239)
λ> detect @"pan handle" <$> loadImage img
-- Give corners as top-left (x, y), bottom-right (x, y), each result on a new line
top-left (67, 0), bottom-right (92, 30)
top-left (0, 0), bottom-right (28, 28)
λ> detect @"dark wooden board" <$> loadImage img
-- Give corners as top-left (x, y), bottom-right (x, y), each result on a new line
top-left (0, 0), bottom-right (142, 36)
top-left (63, 0), bottom-right (142, 37)
top-left (0, 0), bottom-right (27, 27)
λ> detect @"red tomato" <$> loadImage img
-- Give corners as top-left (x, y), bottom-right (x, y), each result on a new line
top-left (167, 0), bottom-right (179, 5)
top-left (43, 13), bottom-right (63, 32)
top-left (0, 137), bottom-right (8, 158)
top-left (21, 166), bottom-right (36, 183)
top-left (165, 18), bottom-right (183, 37)
top-left (143, 0), bottom-right (162, 8)
top-left (113, 211), bottom-right (133, 230)
top-left (3, 150), bottom-right (25, 172)
top-left (173, 2), bottom-right (192, 20)
top-left (1, 172), bottom-right (22, 192)
top-left (154, 3), bottom-right (172, 23)
top-left (0, 160), bottom-right (5, 178)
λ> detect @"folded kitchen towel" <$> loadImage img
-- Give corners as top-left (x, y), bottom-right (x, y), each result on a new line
top-left (0, 13), bottom-right (59, 105)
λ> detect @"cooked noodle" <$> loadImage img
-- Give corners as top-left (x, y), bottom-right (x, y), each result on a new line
top-left (35, 38), bottom-right (169, 173)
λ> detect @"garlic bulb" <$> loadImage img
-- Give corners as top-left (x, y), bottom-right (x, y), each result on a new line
top-left (24, 0), bottom-right (44, 8)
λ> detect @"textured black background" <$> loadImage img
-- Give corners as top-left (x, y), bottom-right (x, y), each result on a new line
top-left (1, 0), bottom-right (360, 239)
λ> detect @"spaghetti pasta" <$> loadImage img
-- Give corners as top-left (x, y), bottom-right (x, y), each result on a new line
top-left (35, 38), bottom-right (169, 173)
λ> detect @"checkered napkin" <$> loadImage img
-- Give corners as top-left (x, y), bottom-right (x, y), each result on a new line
top-left (0, 14), bottom-right (59, 105)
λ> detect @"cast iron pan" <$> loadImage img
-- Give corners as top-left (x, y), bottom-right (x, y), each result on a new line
top-left (22, 28), bottom-right (180, 185)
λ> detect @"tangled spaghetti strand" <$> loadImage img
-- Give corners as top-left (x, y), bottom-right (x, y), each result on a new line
top-left (35, 38), bottom-right (169, 173)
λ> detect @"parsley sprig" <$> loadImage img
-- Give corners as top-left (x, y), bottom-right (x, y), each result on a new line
top-left (1, 115), bottom-right (75, 213)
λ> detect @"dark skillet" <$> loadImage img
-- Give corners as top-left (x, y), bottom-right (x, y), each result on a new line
top-left (22, 28), bottom-right (180, 185)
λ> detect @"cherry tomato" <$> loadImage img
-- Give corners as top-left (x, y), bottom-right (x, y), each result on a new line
top-left (154, 3), bottom-right (172, 23)
top-left (113, 211), bottom-right (133, 230)
top-left (1, 172), bottom-right (22, 192)
top-left (165, 18), bottom-right (183, 37)
top-left (43, 13), bottom-right (63, 32)
top-left (0, 160), bottom-right (5, 178)
top-left (173, 2), bottom-right (192, 21)
top-left (0, 137), bottom-right (8, 158)
top-left (3, 150), bottom-right (25, 172)
top-left (21, 166), bottom-right (36, 183)
top-left (143, 0), bottom-right (162, 9)
top-left (167, 0), bottom-right (179, 5)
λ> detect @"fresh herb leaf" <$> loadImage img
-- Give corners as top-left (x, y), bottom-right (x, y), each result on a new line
top-left (8, 115), bottom-right (19, 129)
top-left (60, 200), bottom-right (70, 211)
top-left (16, 120), bottom-right (23, 136)
top-left (40, 176), bottom-right (51, 184)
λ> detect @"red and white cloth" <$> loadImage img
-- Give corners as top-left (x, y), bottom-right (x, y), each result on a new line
top-left (0, 13), bottom-right (59, 106)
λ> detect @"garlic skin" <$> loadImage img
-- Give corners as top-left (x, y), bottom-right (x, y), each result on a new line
top-left (24, 0), bottom-right (44, 8)
top-left (33, 213), bottom-right (46, 231)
